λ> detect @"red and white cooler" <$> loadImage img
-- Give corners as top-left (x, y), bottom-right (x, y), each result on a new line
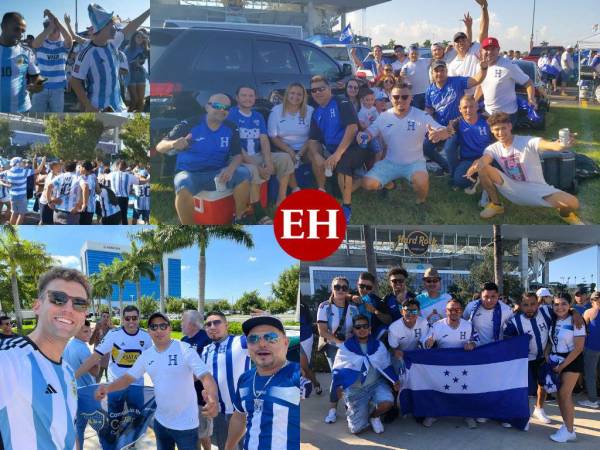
top-left (193, 190), bottom-right (235, 224)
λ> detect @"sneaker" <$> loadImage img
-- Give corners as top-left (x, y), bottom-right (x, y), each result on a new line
top-left (550, 425), bottom-right (577, 443)
top-left (533, 407), bottom-right (552, 424)
top-left (291, 187), bottom-right (301, 193)
top-left (318, 187), bottom-right (327, 193)
top-left (480, 202), bottom-right (504, 219)
top-left (342, 205), bottom-right (352, 224)
top-left (578, 399), bottom-right (600, 409)
top-left (501, 422), bottom-right (512, 428)
top-left (324, 408), bottom-right (337, 424)
top-left (524, 421), bottom-right (530, 431)
top-left (465, 418), bottom-right (477, 429)
top-left (370, 417), bottom-right (384, 434)
top-left (560, 212), bottom-right (584, 225)
top-left (423, 417), bottom-right (437, 428)
top-left (476, 417), bottom-right (488, 423)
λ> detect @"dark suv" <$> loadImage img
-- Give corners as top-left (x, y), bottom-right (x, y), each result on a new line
top-left (150, 27), bottom-right (352, 126)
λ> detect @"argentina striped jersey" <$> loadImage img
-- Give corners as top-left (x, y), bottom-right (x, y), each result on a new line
top-left (132, 184), bottom-right (150, 211)
top-left (35, 39), bottom-right (68, 90)
top-left (108, 170), bottom-right (139, 197)
top-left (0, 170), bottom-right (9, 199)
top-left (0, 43), bottom-right (40, 112)
top-left (97, 186), bottom-right (121, 218)
top-left (52, 173), bottom-right (82, 213)
top-left (6, 166), bottom-right (33, 198)
top-left (79, 173), bottom-right (97, 213)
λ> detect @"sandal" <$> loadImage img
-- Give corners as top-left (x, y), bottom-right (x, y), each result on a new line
top-left (315, 383), bottom-right (323, 395)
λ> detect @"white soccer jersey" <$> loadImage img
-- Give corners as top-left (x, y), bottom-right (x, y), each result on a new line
top-left (0, 43), bottom-right (40, 112)
top-left (80, 173), bottom-right (97, 213)
top-left (201, 335), bottom-right (250, 414)
top-left (464, 300), bottom-right (514, 345)
top-left (387, 316), bottom-right (429, 351)
top-left (316, 300), bottom-right (360, 342)
top-left (132, 184), bottom-right (150, 211)
top-left (71, 31), bottom-right (126, 111)
top-left (52, 172), bottom-right (83, 213)
top-left (551, 316), bottom-right (586, 354)
top-left (108, 170), bottom-right (139, 197)
top-left (480, 56), bottom-right (530, 114)
top-left (95, 327), bottom-right (151, 384)
top-left (267, 103), bottom-right (314, 151)
top-left (428, 318), bottom-right (478, 349)
top-left (504, 305), bottom-right (553, 360)
top-left (447, 43), bottom-right (481, 95)
top-left (96, 186), bottom-right (121, 218)
top-left (0, 336), bottom-right (77, 450)
top-left (128, 340), bottom-right (209, 430)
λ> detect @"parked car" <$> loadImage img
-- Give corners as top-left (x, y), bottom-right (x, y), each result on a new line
top-left (513, 59), bottom-right (550, 130)
top-left (523, 45), bottom-right (565, 64)
top-left (321, 43), bottom-right (371, 75)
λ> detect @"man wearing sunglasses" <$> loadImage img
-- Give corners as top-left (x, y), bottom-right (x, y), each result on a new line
top-left (0, 315), bottom-right (14, 339)
top-left (156, 93), bottom-right (252, 224)
top-left (416, 268), bottom-right (452, 325)
top-left (225, 315), bottom-right (299, 450)
top-left (0, 267), bottom-right (90, 449)
top-left (0, 12), bottom-right (44, 113)
top-left (388, 299), bottom-right (430, 364)
top-left (382, 267), bottom-right (417, 322)
top-left (96, 312), bottom-right (218, 450)
top-left (200, 312), bottom-right (250, 450)
top-left (352, 272), bottom-right (391, 338)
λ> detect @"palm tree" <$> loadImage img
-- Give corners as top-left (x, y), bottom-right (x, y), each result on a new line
top-left (151, 225), bottom-right (254, 317)
top-left (121, 241), bottom-right (156, 310)
top-left (106, 258), bottom-right (129, 317)
top-left (89, 269), bottom-right (114, 315)
top-left (0, 225), bottom-right (53, 334)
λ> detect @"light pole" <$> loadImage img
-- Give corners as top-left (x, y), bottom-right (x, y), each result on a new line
top-left (529, 0), bottom-right (536, 51)
top-left (75, 0), bottom-right (78, 34)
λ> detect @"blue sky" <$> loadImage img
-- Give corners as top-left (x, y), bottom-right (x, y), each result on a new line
top-left (17, 226), bottom-right (298, 302)
top-left (2, 0), bottom-right (150, 37)
top-left (347, 0), bottom-right (599, 51)
top-left (549, 245), bottom-right (599, 287)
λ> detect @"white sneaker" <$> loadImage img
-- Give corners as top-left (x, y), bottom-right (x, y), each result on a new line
top-left (550, 425), bottom-right (577, 443)
top-left (501, 422), bottom-right (512, 428)
top-left (370, 417), bottom-right (384, 434)
top-left (533, 407), bottom-right (552, 424)
top-left (524, 421), bottom-right (530, 431)
top-left (465, 418), bottom-right (477, 429)
top-left (476, 417), bottom-right (488, 423)
top-left (578, 399), bottom-right (600, 409)
top-left (423, 417), bottom-right (437, 427)
top-left (324, 408), bottom-right (337, 423)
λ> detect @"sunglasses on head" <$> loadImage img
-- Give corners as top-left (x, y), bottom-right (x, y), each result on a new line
top-left (123, 315), bottom-right (138, 322)
top-left (391, 278), bottom-right (405, 284)
top-left (205, 319), bottom-right (223, 328)
top-left (403, 307), bottom-right (420, 315)
top-left (424, 278), bottom-right (440, 283)
top-left (358, 283), bottom-right (373, 291)
top-left (247, 331), bottom-right (280, 345)
top-left (310, 86), bottom-right (327, 94)
top-left (353, 323), bottom-right (370, 330)
top-left (46, 290), bottom-right (89, 312)
top-left (333, 284), bottom-right (349, 292)
top-left (149, 322), bottom-right (169, 331)
top-left (207, 102), bottom-right (231, 111)
top-left (392, 94), bottom-right (410, 101)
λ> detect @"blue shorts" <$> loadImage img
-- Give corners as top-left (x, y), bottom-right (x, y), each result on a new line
top-left (10, 195), bottom-right (27, 215)
top-left (364, 159), bottom-right (427, 187)
top-left (174, 166), bottom-right (251, 195)
top-left (344, 379), bottom-right (394, 433)
top-left (132, 208), bottom-right (150, 222)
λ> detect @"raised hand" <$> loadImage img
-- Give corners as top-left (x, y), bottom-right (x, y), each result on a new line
top-left (462, 12), bottom-right (473, 29)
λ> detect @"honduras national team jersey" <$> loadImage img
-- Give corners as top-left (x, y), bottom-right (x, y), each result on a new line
top-left (504, 305), bottom-right (553, 360)
top-left (0, 43), bottom-right (40, 112)
top-left (108, 170), bottom-right (138, 197)
top-left (6, 166), bottom-right (33, 198)
top-left (97, 186), bottom-right (121, 218)
top-left (227, 107), bottom-right (267, 156)
top-left (71, 31), bottom-right (126, 111)
top-left (309, 97), bottom-right (359, 151)
top-left (52, 172), bottom-right (82, 213)
top-left (233, 362), bottom-right (300, 450)
top-left (201, 335), bottom-right (251, 414)
top-left (425, 76), bottom-right (470, 125)
top-left (0, 336), bottom-right (77, 450)
top-left (95, 327), bottom-right (152, 385)
top-left (133, 184), bottom-right (150, 211)
top-left (452, 115), bottom-right (492, 160)
top-left (35, 39), bottom-right (69, 90)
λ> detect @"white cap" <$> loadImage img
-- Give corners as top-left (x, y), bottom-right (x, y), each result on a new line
top-left (566, 45), bottom-right (574, 50)
top-left (9, 157), bottom-right (22, 167)
top-left (536, 287), bottom-right (552, 297)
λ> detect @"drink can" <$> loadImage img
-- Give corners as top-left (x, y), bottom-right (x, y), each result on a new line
top-left (325, 167), bottom-right (333, 177)
top-left (295, 154), bottom-right (301, 169)
top-left (559, 128), bottom-right (570, 146)
top-left (359, 132), bottom-right (369, 148)
top-left (214, 175), bottom-right (227, 192)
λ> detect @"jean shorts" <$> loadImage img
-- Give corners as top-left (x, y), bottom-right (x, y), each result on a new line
top-left (365, 158), bottom-right (427, 187)
top-left (174, 166), bottom-right (251, 195)
top-left (10, 195), bottom-right (27, 214)
top-left (344, 379), bottom-right (394, 433)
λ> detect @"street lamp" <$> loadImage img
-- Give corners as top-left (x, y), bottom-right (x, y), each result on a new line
top-left (75, 0), bottom-right (78, 34)
top-left (529, 0), bottom-right (536, 51)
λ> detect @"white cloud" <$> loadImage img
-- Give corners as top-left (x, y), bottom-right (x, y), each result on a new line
top-left (181, 265), bottom-right (191, 271)
top-left (248, 256), bottom-right (257, 263)
top-left (52, 255), bottom-right (80, 269)
top-left (263, 281), bottom-right (273, 286)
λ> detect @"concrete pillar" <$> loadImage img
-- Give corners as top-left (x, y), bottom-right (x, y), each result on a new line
top-left (306, 1), bottom-right (317, 36)
top-left (520, 237), bottom-right (529, 291)
top-left (542, 262), bottom-right (549, 285)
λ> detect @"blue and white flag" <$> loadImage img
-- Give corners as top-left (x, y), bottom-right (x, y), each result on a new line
top-left (400, 335), bottom-right (530, 429)
top-left (332, 336), bottom-right (397, 390)
top-left (77, 385), bottom-right (156, 450)
top-left (339, 24), bottom-right (353, 44)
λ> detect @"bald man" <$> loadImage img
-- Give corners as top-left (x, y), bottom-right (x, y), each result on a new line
top-left (156, 93), bottom-right (252, 224)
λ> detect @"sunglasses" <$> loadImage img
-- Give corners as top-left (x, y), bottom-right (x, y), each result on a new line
top-left (392, 94), bottom-right (410, 101)
top-left (123, 316), bottom-right (138, 322)
top-left (403, 308), bottom-right (420, 315)
top-left (205, 319), bottom-right (223, 328)
top-left (149, 322), bottom-right (169, 331)
top-left (353, 323), bottom-right (370, 330)
top-left (310, 86), bottom-right (327, 94)
top-left (358, 283), bottom-right (373, 291)
top-left (247, 331), bottom-right (281, 345)
top-left (446, 308), bottom-right (461, 313)
top-left (207, 102), bottom-right (231, 111)
top-left (391, 278), bottom-right (405, 284)
top-left (333, 284), bottom-right (349, 292)
top-left (424, 278), bottom-right (440, 283)
top-left (46, 290), bottom-right (89, 312)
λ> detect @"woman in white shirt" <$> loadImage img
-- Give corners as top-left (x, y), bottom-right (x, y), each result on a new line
top-left (547, 293), bottom-right (586, 443)
top-left (268, 82), bottom-right (314, 195)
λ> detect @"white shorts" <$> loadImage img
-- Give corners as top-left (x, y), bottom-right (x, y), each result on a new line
top-left (496, 172), bottom-right (560, 207)
top-left (300, 335), bottom-right (313, 365)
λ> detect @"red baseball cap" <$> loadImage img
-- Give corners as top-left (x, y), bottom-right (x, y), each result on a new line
top-left (482, 37), bottom-right (500, 49)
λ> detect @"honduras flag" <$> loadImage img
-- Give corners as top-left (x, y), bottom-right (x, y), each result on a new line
top-left (332, 336), bottom-right (397, 390)
top-left (339, 24), bottom-right (353, 44)
top-left (400, 335), bottom-right (530, 429)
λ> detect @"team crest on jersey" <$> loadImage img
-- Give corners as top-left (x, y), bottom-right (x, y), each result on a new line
top-left (139, 340), bottom-right (145, 347)
top-left (82, 410), bottom-right (107, 431)
top-left (73, 64), bottom-right (80, 73)
top-left (15, 56), bottom-right (25, 66)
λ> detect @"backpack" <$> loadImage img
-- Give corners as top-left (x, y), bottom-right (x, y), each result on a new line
top-left (575, 153), bottom-right (600, 179)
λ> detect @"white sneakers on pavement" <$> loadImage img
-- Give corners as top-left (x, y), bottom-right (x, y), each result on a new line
top-left (577, 399), bottom-right (600, 409)
top-left (370, 417), bottom-right (384, 434)
top-left (532, 407), bottom-right (552, 424)
top-left (550, 424), bottom-right (577, 443)
top-left (324, 408), bottom-right (337, 424)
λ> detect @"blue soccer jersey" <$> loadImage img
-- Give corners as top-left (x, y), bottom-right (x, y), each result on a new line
top-left (309, 97), bottom-right (359, 152)
top-left (0, 336), bottom-right (78, 450)
top-left (132, 184), bottom-right (150, 211)
top-left (6, 166), bottom-right (33, 198)
top-left (233, 362), bottom-right (300, 450)
top-left (453, 115), bottom-right (492, 160)
top-left (0, 43), bottom-right (40, 112)
top-left (35, 39), bottom-right (69, 90)
top-left (227, 107), bottom-right (267, 156)
top-left (425, 76), bottom-right (470, 125)
top-left (52, 173), bottom-right (83, 213)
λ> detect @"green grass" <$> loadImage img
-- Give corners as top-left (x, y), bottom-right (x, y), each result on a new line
top-left (150, 104), bottom-right (600, 225)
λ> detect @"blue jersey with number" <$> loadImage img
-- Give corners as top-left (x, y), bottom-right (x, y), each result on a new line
top-left (132, 184), bottom-right (150, 211)
top-left (309, 97), bottom-right (359, 151)
top-left (52, 172), bottom-right (82, 213)
top-left (0, 43), bottom-right (39, 112)
top-left (35, 39), bottom-right (69, 90)
top-left (227, 107), bottom-right (267, 156)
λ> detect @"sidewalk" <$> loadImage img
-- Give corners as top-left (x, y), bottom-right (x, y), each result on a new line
top-left (301, 373), bottom-right (600, 450)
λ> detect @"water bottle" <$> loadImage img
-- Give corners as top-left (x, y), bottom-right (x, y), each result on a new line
top-left (359, 132), bottom-right (369, 149)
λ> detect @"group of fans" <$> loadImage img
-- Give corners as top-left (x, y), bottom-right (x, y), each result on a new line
top-left (0, 267), bottom-right (300, 450)
top-left (0, 157), bottom-right (150, 225)
top-left (0, 4), bottom-right (150, 113)
top-left (299, 268), bottom-right (600, 443)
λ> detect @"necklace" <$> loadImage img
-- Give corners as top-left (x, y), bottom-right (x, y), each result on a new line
top-left (252, 361), bottom-right (287, 412)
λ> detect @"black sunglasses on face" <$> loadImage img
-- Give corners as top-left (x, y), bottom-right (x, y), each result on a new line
top-left (310, 86), bottom-right (327, 94)
top-left (149, 323), bottom-right (169, 331)
top-left (358, 283), bottom-right (373, 291)
top-left (46, 290), bottom-right (89, 312)
top-left (333, 284), bottom-right (349, 292)
top-left (205, 319), bottom-right (223, 328)
top-left (124, 316), bottom-right (138, 322)
top-left (392, 94), bottom-right (410, 101)
top-left (353, 323), bottom-right (370, 330)
top-left (391, 278), bottom-right (405, 284)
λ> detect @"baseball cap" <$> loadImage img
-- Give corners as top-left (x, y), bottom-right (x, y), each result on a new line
top-left (482, 37), bottom-right (500, 49)
top-left (148, 312), bottom-right (170, 326)
top-left (591, 291), bottom-right (600, 300)
top-left (88, 3), bottom-right (115, 33)
top-left (409, 44), bottom-right (419, 51)
top-left (453, 32), bottom-right (468, 42)
top-left (431, 59), bottom-right (447, 70)
top-left (375, 91), bottom-right (388, 101)
top-left (536, 287), bottom-right (552, 297)
top-left (423, 268), bottom-right (440, 279)
top-left (566, 45), bottom-right (574, 50)
top-left (242, 315), bottom-right (285, 336)
top-left (9, 157), bottom-right (22, 167)
top-left (138, 169), bottom-right (149, 177)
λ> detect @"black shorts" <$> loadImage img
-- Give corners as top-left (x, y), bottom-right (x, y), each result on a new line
top-left (552, 352), bottom-right (584, 374)
top-left (528, 357), bottom-right (545, 394)
top-left (335, 145), bottom-right (371, 176)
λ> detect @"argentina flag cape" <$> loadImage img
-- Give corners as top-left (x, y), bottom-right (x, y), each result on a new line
top-left (400, 335), bottom-right (530, 429)
top-left (332, 336), bottom-right (397, 390)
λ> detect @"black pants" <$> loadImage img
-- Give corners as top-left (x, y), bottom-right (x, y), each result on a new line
top-left (39, 203), bottom-right (54, 224)
top-left (102, 212), bottom-right (121, 225)
top-left (79, 211), bottom-right (94, 225)
top-left (117, 197), bottom-right (129, 224)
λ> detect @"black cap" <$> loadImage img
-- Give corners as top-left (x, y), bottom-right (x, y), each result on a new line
top-left (242, 315), bottom-right (285, 335)
top-left (431, 59), bottom-right (447, 70)
top-left (148, 312), bottom-right (170, 326)
top-left (453, 31), bottom-right (468, 42)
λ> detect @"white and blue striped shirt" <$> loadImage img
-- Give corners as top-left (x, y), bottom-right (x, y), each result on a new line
top-left (233, 362), bottom-right (300, 450)
top-left (97, 186), bottom-right (121, 218)
top-left (71, 31), bottom-right (125, 111)
top-left (504, 305), bottom-right (553, 361)
top-left (0, 43), bottom-right (40, 112)
top-left (6, 166), bottom-right (33, 198)
top-left (79, 173), bottom-right (97, 213)
top-left (52, 172), bottom-right (82, 213)
top-left (0, 336), bottom-right (77, 450)
top-left (0, 170), bottom-right (9, 199)
top-left (132, 184), bottom-right (150, 211)
top-left (201, 335), bottom-right (250, 414)
top-left (108, 170), bottom-right (139, 197)
top-left (35, 39), bottom-right (69, 90)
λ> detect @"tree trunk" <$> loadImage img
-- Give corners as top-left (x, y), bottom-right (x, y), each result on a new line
top-left (160, 261), bottom-right (166, 314)
top-left (11, 272), bottom-right (22, 335)
top-left (198, 246), bottom-right (206, 317)
top-left (493, 225), bottom-right (503, 295)
top-left (363, 225), bottom-right (378, 287)
top-left (119, 285), bottom-right (123, 319)
top-left (136, 280), bottom-right (142, 311)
